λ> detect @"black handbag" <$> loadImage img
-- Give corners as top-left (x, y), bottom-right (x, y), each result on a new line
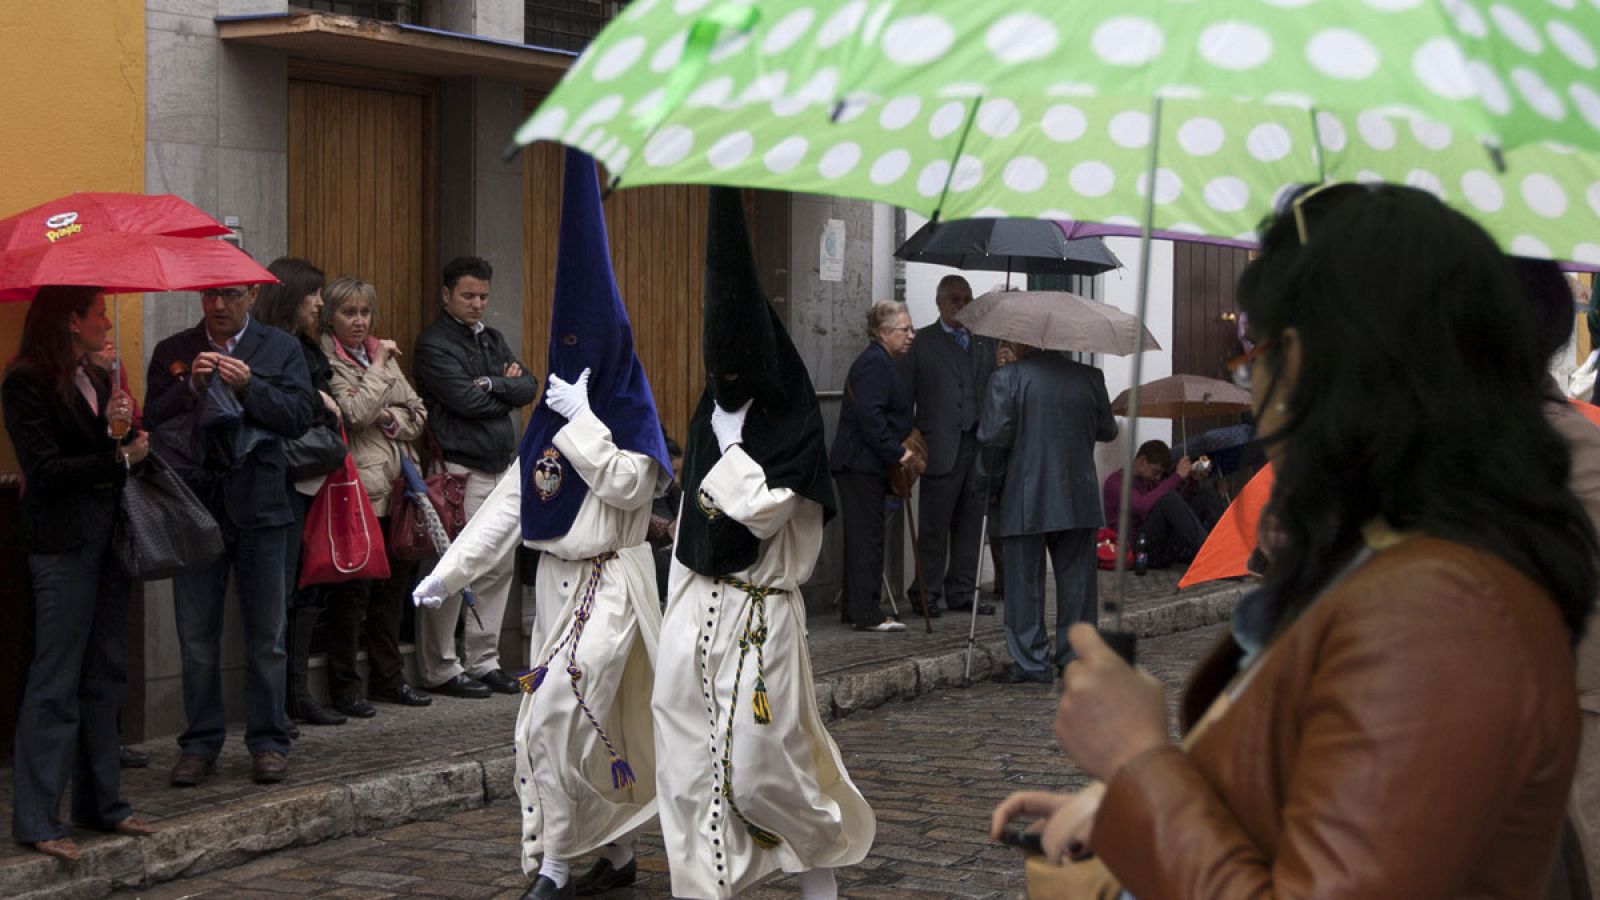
top-left (283, 421), bottom-right (347, 481)
top-left (113, 450), bottom-right (225, 580)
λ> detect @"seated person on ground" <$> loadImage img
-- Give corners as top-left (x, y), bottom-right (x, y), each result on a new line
top-left (1101, 440), bottom-right (1227, 569)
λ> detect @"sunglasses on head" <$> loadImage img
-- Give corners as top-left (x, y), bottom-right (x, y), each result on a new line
top-left (1281, 181), bottom-right (1387, 245)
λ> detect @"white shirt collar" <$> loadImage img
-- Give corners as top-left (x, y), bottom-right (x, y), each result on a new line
top-left (207, 315), bottom-right (250, 354)
top-left (450, 314), bottom-right (485, 336)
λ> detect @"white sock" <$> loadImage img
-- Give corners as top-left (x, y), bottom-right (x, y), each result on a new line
top-left (797, 868), bottom-right (837, 900)
top-left (599, 840), bottom-right (634, 868)
top-left (538, 857), bottom-right (570, 888)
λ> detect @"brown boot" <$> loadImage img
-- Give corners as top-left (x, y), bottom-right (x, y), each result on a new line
top-left (251, 751), bottom-right (289, 784)
top-left (169, 754), bottom-right (215, 787)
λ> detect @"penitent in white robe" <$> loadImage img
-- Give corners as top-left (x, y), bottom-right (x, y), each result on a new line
top-left (653, 446), bottom-right (876, 899)
top-left (428, 409), bottom-right (667, 872)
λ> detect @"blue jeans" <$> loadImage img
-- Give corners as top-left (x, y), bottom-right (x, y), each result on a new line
top-left (172, 523), bottom-right (292, 757)
top-left (13, 521), bottom-right (131, 842)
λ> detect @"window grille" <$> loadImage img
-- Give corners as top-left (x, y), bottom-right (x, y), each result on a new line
top-left (526, 0), bottom-right (626, 52)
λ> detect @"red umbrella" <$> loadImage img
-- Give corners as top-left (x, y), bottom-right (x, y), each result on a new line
top-left (0, 192), bottom-right (230, 250)
top-left (0, 233), bottom-right (275, 302)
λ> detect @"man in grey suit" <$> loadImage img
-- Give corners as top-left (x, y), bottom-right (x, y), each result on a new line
top-left (899, 275), bottom-right (997, 618)
top-left (978, 345), bottom-right (1117, 684)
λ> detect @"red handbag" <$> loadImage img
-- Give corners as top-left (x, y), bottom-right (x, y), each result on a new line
top-left (387, 431), bottom-right (468, 561)
top-left (300, 440), bottom-right (391, 587)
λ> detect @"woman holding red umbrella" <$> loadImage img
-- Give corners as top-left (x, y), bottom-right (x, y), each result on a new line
top-left (4, 285), bottom-right (157, 861)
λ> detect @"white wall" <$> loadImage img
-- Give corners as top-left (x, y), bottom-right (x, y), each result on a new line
top-left (1096, 235), bottom-right (1174, 487)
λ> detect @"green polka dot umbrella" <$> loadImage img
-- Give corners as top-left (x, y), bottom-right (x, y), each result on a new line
top-left (517, 0), bottom-right (1600, 265)
top-left (516, 0), bottom-right (1600, 634)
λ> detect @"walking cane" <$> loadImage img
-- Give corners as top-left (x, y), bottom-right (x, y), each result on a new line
top-left (961, 508), bottom-right (990, 687)
top-left (904, 499), bottom-right (935, 634)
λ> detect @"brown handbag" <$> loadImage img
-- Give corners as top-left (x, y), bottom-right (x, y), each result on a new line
top-left (387, 431), bottom-right (469, 561)
top-left (888, 427), bottom-right (928, 499)
top-left (843, 376), bottom-right (926, 498)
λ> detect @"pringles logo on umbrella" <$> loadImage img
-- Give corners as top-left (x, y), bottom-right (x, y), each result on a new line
top-left (43, 211), bottom-right (82, 242)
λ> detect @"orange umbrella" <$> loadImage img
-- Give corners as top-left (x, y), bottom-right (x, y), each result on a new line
top-left (1179, 464), bottom-right (1274, 589)
top-left (1179, 398), bottom-right (1600, 589)
top-left (1573, 398), bottom-right (1600, 429)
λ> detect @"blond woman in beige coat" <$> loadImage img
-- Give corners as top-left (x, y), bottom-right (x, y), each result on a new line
top-left (318, 276), bottom-right (434, 717)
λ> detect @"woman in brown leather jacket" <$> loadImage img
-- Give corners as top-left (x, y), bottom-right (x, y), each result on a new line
top-left (995, 184), bottom-right (1596, 898)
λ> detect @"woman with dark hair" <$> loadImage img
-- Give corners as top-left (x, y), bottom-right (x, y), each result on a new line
top-left (994, 184), bottom-right (1596, 897)
top-left (256, 257), bottom-right (347, 730)
top-left (5, 286), bottom-right (155, 861)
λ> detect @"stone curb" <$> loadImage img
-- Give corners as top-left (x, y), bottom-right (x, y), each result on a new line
top-left (5, 583), bottom-right (1243, 899)
top-left (813, 584), bottom-right (1244, 721)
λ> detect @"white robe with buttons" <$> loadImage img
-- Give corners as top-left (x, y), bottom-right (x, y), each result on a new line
top-left (428, 410), bottom-right (666, 870)
top-left (652, 446), bottom-right (875, 899)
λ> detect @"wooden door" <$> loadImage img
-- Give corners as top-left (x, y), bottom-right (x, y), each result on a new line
top-left (1171, 241), bottom-right (1253, 445)
top-left (287, 72), bottom-right (437, 378)
top-left (522, 142), bottom-right (709, 446)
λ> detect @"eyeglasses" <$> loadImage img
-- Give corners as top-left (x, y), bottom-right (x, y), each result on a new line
top-left (884, 324), bottom-right (914, 334)
top-left (201, 287), bottom-right (249, 301)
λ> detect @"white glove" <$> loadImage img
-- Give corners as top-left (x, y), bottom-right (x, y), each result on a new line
top-left (412, 573), bottom-right (447, 609)
top-left (545, 368), bottom-right (591, 420)
top-left (711, 399), bottom-right (752, 453)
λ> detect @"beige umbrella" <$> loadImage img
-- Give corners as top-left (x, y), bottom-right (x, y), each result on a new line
top-left (1111, 374), bottom-right (1253, 449)
top-left (954, 289), bottom-right (1160, 357)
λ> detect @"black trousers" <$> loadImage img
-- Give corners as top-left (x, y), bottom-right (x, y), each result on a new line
top-left (322, 516), bottom-right (417, 700)
top-left (836, 468), bottom-right (893, 627)
top-left (911, 430), bottom-right (985, 609)
top-left (1142, 490), bottom-right (1226, 569)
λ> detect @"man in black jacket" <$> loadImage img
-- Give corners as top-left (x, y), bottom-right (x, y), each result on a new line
top-left (899, 275), bottom-right (998, 618)
top-left (145, 282), bottom-right (315, 786)
top-left (412, 257), bottom-right (538, 698)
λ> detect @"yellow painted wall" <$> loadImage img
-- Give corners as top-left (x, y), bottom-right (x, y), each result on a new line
top-left (0, 2), bottom-right (146, 473)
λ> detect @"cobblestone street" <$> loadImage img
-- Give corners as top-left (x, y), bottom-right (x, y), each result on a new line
top-left (110, 624), bottom-right (1224, 900)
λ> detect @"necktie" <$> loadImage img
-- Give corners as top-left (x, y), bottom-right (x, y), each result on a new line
top-left (953, 330), bottom-right (969, 352)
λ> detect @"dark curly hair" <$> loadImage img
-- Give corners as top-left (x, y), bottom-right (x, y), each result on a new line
top-left (1241, 183), bottom-right (1595, 641)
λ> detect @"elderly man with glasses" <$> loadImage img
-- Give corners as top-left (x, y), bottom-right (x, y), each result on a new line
top-left (145, 281), bottom-right (315, 787)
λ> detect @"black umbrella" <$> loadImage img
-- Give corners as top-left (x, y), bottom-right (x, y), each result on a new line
top-left (894, 218), bottom-right (1122, 285)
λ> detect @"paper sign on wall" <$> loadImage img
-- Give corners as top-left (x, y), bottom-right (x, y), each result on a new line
top-left (820, 218), bottom-right (845, 282)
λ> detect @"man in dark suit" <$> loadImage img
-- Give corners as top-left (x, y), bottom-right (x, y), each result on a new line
top-left (978, 345), bottom-right (1117, 684)
top-left (899, 275), bottom-right (996, 618)
top-left (145, 282), bottom-right (315, 786)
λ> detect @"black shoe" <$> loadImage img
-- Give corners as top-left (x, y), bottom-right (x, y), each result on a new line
top-left (335, 696), bottom-right (377, 718)
top-left (119, 745), bottom-right (149, 769)
top-left (520, 875), bottom-right (575, 900)
top-left (991, 666), bottom-right (1051, 685)
top-left (427, 673), bottom-right (492, 699)
top-left (948, 601), bottom-right (997, 616)
top-left (371, 684), bottom-right (434, 707)
top-left (573, 857), bottom-right (637, 895)
top-left (290, 696), bottom-right (349, 726)
top-left (287, 721), bottom-right (301, 740)
top-left (476, 669), bottom-right (522, 695)
top-left (909, 603), bottom-right (942, 618)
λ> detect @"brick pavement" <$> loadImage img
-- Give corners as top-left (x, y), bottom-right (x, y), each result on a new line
top-left (104, 624), bottom-right (1227, 899)
top-left (0, 570), bottom-right (1243, 899)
